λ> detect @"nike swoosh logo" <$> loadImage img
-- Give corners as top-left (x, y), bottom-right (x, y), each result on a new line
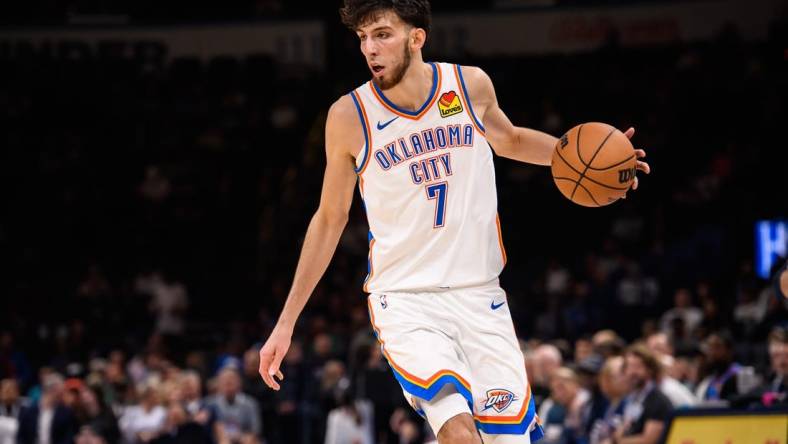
top-left (491, 301), bottom-right (505, 310)
top-left (376, 117), bottom-right (398, 130)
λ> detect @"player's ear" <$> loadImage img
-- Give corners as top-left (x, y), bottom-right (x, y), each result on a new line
top-left (410, 27), bottom-right (426, 50)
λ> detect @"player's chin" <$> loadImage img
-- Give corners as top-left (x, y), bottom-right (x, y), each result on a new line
top-left (372, 76), bottom-right (390, 90)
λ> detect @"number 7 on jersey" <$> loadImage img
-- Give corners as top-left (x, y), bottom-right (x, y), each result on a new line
top-left (425, 182), bottom-right (448, 228)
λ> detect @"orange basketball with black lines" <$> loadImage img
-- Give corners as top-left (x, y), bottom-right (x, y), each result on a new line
top-left (551, 122), bottom-right (636, 207)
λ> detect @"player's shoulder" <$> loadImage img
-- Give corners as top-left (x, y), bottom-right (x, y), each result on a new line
top-left (325, 93), bottom-right (364, 153)
top-left (454, 64), bottom-right (495, 104)
top-left (454, 65), bottom-right (492, 84)
top-left (327, 94), bottom-right (358, 123)
top-left (326, 94), bottom-right (362, 133)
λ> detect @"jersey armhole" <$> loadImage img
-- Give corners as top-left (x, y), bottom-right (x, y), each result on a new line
top-left (454, 65), bottom-right (486, 134)
top-left (349, 90), bottom-right (371, 174)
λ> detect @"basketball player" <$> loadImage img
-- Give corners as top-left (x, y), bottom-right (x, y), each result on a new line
top-left (258, 1), bottom-right (650, 443)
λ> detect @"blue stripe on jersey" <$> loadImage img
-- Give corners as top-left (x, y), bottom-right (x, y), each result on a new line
top-left (456, 65), bottom-right (486, 133)
top-left (371, 62), bottom-right (438, 117)
top-left (349, 91), bottom-right (369, 173)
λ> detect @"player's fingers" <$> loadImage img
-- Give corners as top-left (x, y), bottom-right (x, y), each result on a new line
top-left (267, 349), bottom-right (286, 390)
top-left (259, 351), bottom-right (276, 388)
top-left (623, 127), bottom-right (635, 139)
top-left (634, 148), bottom-right (647, 158)
top-left (259, 362), bottom-right (274, 388)
top-left (636, 160), bottom-right (651, 174)
top-left (631, 176), bottom-right (639, 190)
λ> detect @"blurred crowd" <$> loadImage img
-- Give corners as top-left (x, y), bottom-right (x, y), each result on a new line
top-left (2, 10), bottom-right (787, 444)
top-left (526, 325), bottom-right (787, 444)
top-left (1, 301), bottom-right (786, 444)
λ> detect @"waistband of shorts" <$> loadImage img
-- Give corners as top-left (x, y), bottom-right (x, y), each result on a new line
top-left (370, 277), bottom-right (500, 297)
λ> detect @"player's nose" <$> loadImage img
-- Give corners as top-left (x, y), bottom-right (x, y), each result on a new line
top-left (361, 39), bottom-right (377, 56)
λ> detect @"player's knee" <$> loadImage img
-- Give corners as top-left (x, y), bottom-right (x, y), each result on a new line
top-left (437, 413), bottom-right (481, 444)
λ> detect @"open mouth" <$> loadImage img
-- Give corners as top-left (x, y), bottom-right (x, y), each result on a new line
top-left (371, 65), bottom-right (385, 75)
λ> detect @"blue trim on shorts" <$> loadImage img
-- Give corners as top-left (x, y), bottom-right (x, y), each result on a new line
top-left (476, 395), bottom-right (544, 439)
top-left (389, 368), bottom-right (474, 410)
top-left (389, 364), bottom-right (544, 439)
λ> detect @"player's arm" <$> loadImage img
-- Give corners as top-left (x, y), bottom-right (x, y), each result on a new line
top-left (463, 66), bottom-right (650, 187)
top-left (258, 95), bottom-right (361, 390)
top-left (462, 66), bottom-right (557, 166)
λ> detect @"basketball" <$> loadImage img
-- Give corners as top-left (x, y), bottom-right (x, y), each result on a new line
top-left (551, 122), bottom-right (637, 207)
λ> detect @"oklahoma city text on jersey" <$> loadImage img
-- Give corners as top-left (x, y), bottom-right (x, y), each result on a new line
top-left (373, 123), bottom-right (475, 185)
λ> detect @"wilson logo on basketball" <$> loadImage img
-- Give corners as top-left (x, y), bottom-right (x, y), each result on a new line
top-left (618, 167), bottom-right (636, 183)
top-left (438, 91), bottom-right (463, 118)
top-left (559, 133), bottom-right (569, 149)
top-left (482, 389), bottom-right (516, 413)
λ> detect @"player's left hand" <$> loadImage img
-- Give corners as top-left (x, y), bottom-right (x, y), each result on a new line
top-left (623, 127), bottom-right (650, 193)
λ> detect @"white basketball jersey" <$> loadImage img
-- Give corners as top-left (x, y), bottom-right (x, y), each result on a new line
top-left (350, 62), bottom-right (506, 293)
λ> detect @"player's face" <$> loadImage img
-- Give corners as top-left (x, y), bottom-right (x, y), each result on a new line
top-left (356, 11), bottom-right (414, 90)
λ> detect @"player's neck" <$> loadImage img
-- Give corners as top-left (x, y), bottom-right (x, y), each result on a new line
top-left (380, 60), bottom-right (433, 112)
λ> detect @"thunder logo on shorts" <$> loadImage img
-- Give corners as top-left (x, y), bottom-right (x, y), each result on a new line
top-left (482, 389), bottom-right (517, 413)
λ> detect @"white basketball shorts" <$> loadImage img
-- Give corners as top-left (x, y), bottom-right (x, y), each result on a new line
top-left (367, 281), bottom-right (544, 441)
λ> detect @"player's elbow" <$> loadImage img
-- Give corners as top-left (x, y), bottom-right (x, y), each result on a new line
top-left (489, 129), bottom-right (519, 158)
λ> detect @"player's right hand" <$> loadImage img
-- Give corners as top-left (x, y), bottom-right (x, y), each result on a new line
top-left (259, 326), bottom-right (291, 390)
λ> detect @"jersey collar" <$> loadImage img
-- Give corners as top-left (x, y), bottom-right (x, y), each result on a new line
top-left (368, 62), bottom-right (442, 120)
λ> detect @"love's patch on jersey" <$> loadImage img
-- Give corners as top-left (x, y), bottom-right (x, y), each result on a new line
top-left (438, 91), bottom-right (463, 118)
top-left (482, 389), bottom-right (517, 413)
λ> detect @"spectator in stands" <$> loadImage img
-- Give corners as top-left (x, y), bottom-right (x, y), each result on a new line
top-left (179, 371), bottom-right (211, 426)
top-left (733, 286), bottom-right (768, 339)
top-left (146, 273), bottom-right (189, 337)
top-left (240, 349), bottom-right (278, 444)
top-left (75, 425), bottom-right (108, 444)
top-left (750, 327), bottom-right (788, 407)
top-left (119, 382), bottom-right (166, 444)
top-left (645, 333), bottom-right (697, 408)
top-left (207, 367), bottom-right (261, 444)
top-left (659, 288), bottom-right (703, 338)
top-left (150, 402), bottom-right (211, 444)
top-left (607, 345), bottom-right (672, 444)
top-left (532, 344), bottom-right (564, 406)
top-left (75, 385), bottom-right (119, 443)
top-left (694, 331), bottom-right (744, 403)
top-left (0, 378), bottom-right (25, 444)
top-left (351, 341), bottom-right (404, 444)
top-left (17, 373), bottom-right (77, 444)
top-left (324, 385), bottom-right (373, 444)
top-left (592, 330), bottom-right (626, 359)
top-left (667, 345), bottom-right (702, 393)
top-left (589, 356), bottom-right (628, 444)
top-left (533, 344), bottom-right (567, 443)
top-left (695, 299), bottom-right (726, 339)
top-left (548, 367), bottom-right (591, 444)
top-left (576, 353), bottom-right (608, 437)
top-left (775, 258), bottom-right (788, 301)
top-left (276, 339), bottom-right (307, 444)
top-left (574, 337), bottom-right (594, 365)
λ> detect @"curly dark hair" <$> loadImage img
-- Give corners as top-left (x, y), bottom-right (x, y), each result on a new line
top-left (339, 0), bottom-right (431, 34)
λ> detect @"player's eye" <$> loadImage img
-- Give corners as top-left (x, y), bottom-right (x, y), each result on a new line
top-left (377, 32), bottom-right (389, 38)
